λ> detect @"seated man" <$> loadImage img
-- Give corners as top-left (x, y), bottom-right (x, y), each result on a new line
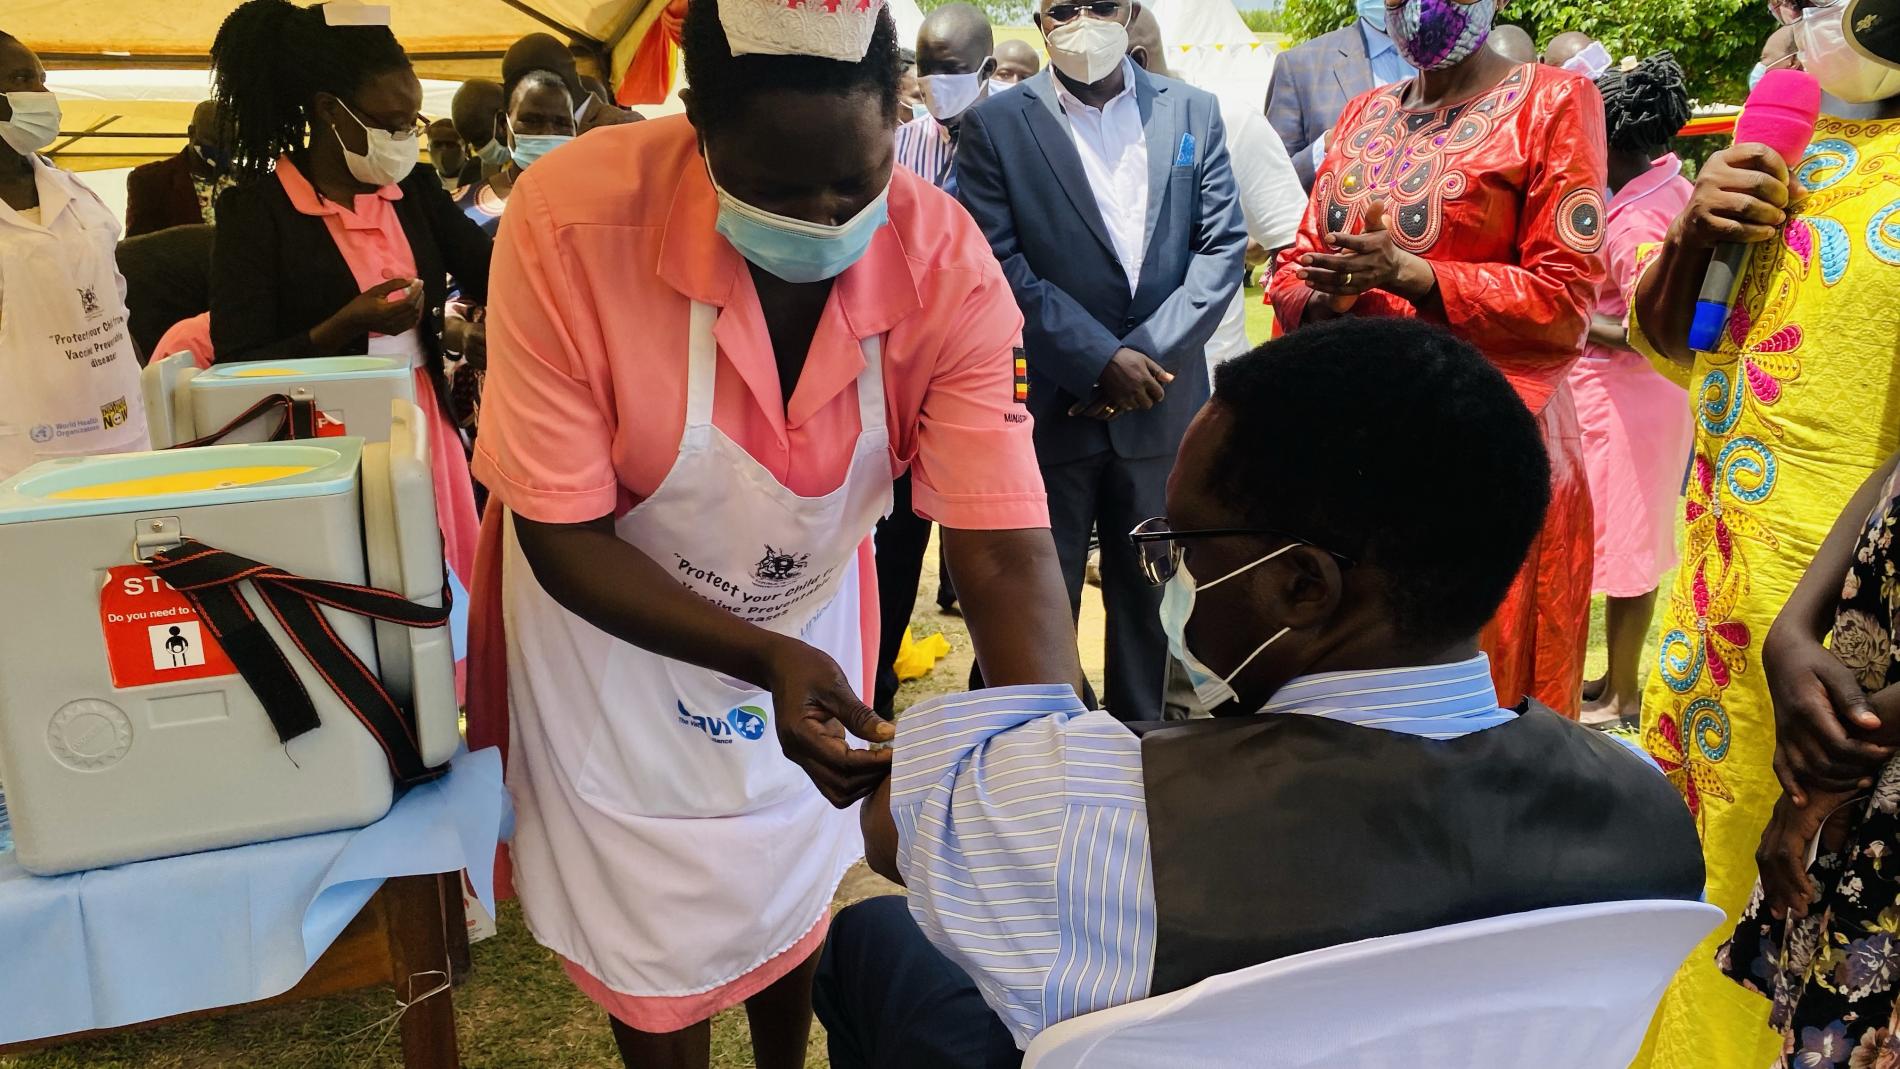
top-left (815, 317), bottom-right (1705, 1068)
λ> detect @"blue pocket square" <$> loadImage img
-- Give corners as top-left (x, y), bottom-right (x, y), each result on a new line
top-left (1174, 132), bottom-right (1196, 168)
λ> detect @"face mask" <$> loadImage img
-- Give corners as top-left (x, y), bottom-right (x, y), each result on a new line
top-left (193, 143), bottom-right (228, 173)
top-left (910, 101), bottom-right (931, 121)
top-left (922, 70), bottom-right (986, 121)
top-left (509, 126), bottom-right (573, 171)
top-left (1799, 4), bottom-right (1900, 103)
top-left (331, 100), bottom-right (419, 187)
top-left (474, 138), bottom-right (513, 169)
top-left (1388, 0), bottom-right (1498, 71)
top-left (708, 159), bottom-right (891, 284)
top-left (0, 92), bottom-right (61, 156)
top-left (989, 76), bottom-right (1019, 95)
top-left (1356, 0), bottom-right (1391, 30)
top-left (1158, 543), bottom-right (1298, 711)
top-left (1749, 61), bottom-right (1772, 90)
top-left (1560, 41), bottom-right (1613, 79)
top-left (1046, 17), bottom-right (1130, 86)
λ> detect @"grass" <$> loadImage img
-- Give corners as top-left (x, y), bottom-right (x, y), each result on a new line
top-left (1, 289), bottom-right (1667, 1068)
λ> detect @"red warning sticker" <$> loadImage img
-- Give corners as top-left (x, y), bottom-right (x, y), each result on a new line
top-left (315, 410), bottom-right (347, 438)
top-left (100, 565), bottom-right (239, 689)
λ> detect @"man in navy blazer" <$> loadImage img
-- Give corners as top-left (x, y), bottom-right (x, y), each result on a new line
top-left (955, 0), bottom-right (1246, 719)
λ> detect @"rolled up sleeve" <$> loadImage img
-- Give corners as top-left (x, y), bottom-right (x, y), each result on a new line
top-left (469, 178), bottom-right (620, 523)
top-left (907, 264), bottom-right (1050, 531)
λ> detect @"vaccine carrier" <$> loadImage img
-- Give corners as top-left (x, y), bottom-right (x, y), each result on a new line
top-left (0, 400), bottom-right (458, 876)
top-left (143, 353), bottom-right (415, 448)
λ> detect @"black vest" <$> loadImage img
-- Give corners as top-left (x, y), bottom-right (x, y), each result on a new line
top-left (1133, 704), bottom-right (1705, 996)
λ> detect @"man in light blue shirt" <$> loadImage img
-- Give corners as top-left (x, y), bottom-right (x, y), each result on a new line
top-left (1359, 0), bottom-right (1416, 87)
top-left (1264, 0), bottom-right (1414, 189)
top-left (813, 318), bottom-right (1704, 1068)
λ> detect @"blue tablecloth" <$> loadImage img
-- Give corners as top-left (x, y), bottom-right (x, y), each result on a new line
top-left (0, 746), bottom-right (508, 1045)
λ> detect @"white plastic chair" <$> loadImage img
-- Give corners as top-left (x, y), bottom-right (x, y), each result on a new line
top-left (1021, 899), bottom-right (1725, 1069)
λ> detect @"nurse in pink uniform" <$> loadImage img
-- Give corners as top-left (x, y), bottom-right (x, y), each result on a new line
top-left (205, 0), bottom-right (490, 608)
top-left (1568, 55), bottom-right (1696, 725)
top-left (465, 0), bottom-right (1083, 1065)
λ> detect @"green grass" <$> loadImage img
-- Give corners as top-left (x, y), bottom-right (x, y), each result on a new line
top-left (1, 292), bottom-right (1665, 1067)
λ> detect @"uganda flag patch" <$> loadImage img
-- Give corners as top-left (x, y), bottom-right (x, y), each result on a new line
top-left (1013, 348), bottom-right (1029, 404)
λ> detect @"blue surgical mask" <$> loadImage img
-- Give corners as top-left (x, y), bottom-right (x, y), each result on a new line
top-left (910, 101), bottom-right (931, 121)
top-left (707, 159), bottom-right (890, 284)
top-left (1748, 61), bottom-right (1770, 91)
top-left (1356, 0), bottom-right (1390, 31)
top-left (510, 131), bottom-right (573, 170)
top-left (1158, 544), bottom-right (1296, 711)
top-left (474, 138), bottom-right (512, 169)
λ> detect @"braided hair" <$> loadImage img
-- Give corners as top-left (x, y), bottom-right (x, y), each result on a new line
top-left (209, 0), bottom-right (412, 180)
top-left (1596, 52), bottom-right (1691, 158)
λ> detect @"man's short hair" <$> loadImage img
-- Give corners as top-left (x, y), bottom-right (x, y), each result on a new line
top-left (1209, 318), bottom-right (1549, 641)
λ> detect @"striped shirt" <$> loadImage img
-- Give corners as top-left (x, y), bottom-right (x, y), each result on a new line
top-left (894, 113), bottom-right (957, 191)
top-left (889, 655), bottom-right (1519, 1047)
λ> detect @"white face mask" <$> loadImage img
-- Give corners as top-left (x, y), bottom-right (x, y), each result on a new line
top-left (0, 92), bottom-right (62, 156)
top-left (1157, 543), bottom-right (1298, 711)
top-left (921, 70), bottom-right (986, 121)
top-left (331, 100), bottom-right (420, 187)
top-left (1045, 17), bottom-right (1130, 86)
top-left (1800, 3), bottom-right (1900, 103)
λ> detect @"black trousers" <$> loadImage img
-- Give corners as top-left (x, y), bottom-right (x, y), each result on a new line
top-left (873, 474), bottom-right (935, 715)
top-left (814, 896), bottom-right (1023, 1069)
top-left (1043, 450), bottom-right (1170, 720)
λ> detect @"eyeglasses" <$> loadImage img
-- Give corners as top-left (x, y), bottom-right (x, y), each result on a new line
top-left (1771, 0), bottom-right (1844, 24)
top-left (1046, 1), bottom-right (1124, 23)
top-left (1128, 517), bottom-right (1356, 587)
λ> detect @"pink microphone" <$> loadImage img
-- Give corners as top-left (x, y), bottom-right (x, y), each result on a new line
top-left (1688, 69), bottom-right (1821, 351)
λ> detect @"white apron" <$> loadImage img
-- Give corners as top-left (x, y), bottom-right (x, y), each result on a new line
top-left (502, 301), bottom-right (893, 998)
top-left (0, 163), bottom-right (147, 481)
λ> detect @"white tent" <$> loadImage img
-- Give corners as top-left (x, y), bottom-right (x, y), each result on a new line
top-left (1148, 0), bottom-right (1277, 113)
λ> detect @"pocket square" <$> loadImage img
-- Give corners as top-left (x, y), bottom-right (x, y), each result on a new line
top-left (1174, 132), bottom-right (1196, 167)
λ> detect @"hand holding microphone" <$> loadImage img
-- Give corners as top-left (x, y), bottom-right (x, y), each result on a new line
top-left (1683, 69), bottom-right (1819, 351)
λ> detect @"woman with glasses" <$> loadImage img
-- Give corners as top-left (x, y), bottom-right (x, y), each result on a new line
top-left (1268, 0), bottom-right (1607, 722)
top-left (1622, 0), bottom-right (1900, 1062)
top-left (206, 0), bottom-right (491, 630)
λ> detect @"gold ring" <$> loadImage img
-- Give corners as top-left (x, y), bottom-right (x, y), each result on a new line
top-left (1344, 271), bottom-right (1354, 287)
top-left (1105, 405), bottom-right (1118, 415)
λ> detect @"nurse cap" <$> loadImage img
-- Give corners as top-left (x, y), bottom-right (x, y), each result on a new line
top-left (720, 0), bottom-right (889, 61)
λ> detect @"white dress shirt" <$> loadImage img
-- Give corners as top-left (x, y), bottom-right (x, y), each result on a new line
top-left (1052, 59), bottom-right (1149, 294)
top-left (1207, 98), bottom-right (1306, 371)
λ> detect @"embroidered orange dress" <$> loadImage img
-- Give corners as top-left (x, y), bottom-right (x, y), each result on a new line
top-left (1270, 63), bottom-right (1608, 716)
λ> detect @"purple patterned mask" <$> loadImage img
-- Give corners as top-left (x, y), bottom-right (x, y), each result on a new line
top-left (1388, 0), bottom-right (1498, 70)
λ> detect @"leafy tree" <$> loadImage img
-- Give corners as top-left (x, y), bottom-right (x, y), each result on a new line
top-left (1281, 0), bottom-right (1774, 104)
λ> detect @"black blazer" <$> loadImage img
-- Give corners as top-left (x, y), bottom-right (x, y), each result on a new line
top-left (210, 159), bottom-right (491, 379)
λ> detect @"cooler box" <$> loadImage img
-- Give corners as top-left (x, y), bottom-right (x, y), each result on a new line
top-left (143, 354), bottom-right (415, 448)
top-left (0, 400), bottom-right (457, 876)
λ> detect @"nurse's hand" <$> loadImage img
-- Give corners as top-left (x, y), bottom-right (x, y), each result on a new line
top-left (342, 278), bottom-right (425, 336)
top-left (764, 637), bottom-right (893, 806)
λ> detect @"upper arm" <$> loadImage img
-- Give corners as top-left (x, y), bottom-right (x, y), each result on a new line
top-left (428, 178), bottom-right (494, 301)
top-left (1514, 79), bottom-right (1609, 316)
top-left (208, 190), bottom-right (281, 360)
top-left (907, 264), bottom-right (1049, 530)
top-left (469, 182), bottom-right (620, 522)
top-left (1230, 110), bottom-right (1306, 249)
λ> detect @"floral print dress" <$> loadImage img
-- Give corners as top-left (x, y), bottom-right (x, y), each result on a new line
top-left (1720, 462), bottom-right (1900, 1069)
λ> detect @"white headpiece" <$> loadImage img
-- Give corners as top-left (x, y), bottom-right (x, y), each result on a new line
top-left (718, 0), bottom-right (888, 61)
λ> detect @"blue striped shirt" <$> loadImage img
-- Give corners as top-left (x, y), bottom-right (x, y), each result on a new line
top-left (893, 113), bottom-right (956, 191)
top-left (889, 655), bottom-right (1519, 1046)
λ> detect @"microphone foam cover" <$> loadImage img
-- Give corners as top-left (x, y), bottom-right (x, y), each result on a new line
top-left (1734, 69), bottom-right (1823, 165)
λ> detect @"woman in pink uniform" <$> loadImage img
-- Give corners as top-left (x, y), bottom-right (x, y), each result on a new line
top-left (1568, 55), bottom-right (1696, 726)
top-left (464, 0), bottom-right (1082, 1064)
top-left (206, 0), bottom-right (489, 609)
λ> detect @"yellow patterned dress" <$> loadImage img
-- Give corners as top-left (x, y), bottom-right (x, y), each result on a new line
top-left (1632, 115), bottom-right (1900, 1069)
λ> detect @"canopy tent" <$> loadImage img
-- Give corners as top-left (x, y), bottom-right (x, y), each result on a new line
top-left (14, 0), bottom-right (927, 172)
top-left (1147, 0), bottom-right (1277, 113)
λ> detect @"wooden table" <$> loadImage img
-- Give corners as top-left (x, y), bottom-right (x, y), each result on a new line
top-left (0, 871), bottom-right (472, 1069)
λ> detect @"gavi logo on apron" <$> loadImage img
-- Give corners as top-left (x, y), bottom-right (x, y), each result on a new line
top-left (675, 701), bottom-right (769, 744)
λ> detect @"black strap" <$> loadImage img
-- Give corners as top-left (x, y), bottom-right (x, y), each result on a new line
top-left (170, 394), bottom-right (320, 449)
top-left (144, 540), bottom-right (450, 786)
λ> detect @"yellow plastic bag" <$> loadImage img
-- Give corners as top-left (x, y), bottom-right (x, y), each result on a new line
top-left (893, 627), bottom-right (951, 682)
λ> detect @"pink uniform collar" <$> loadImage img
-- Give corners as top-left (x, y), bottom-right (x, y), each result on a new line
top-left (276, 155), bottom-right (404, 230)
top-left (1609, 152), bottom-right (1683, 218)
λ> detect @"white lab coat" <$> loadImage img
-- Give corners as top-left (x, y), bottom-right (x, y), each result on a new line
top-left (0, 156), bottom-right (147, 480)
top-left (1207, 100), bottom-right (1307, 373)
